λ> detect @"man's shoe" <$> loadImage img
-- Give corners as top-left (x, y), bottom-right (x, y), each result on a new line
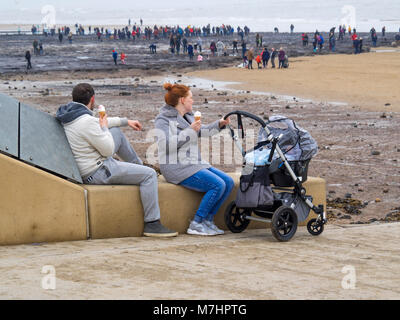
top-left (143, 220), bottom-right (178, 238)
top-left (203, 220), bottom-right (225, 235)
top-left (187, 220), bottom-right (218, 236)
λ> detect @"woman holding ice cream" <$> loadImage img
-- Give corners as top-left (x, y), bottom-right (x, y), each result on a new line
top-left (155, 83), bottom-right (233, 236)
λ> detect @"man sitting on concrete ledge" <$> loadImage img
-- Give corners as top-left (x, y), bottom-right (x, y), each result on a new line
top-left (56, 83), bottom-right (178, 238)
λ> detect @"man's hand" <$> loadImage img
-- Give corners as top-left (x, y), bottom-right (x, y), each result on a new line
top-left (99, 114), bottom-right (108, 129)
top-left (219, 116), bottom-right (230, 128)
top-left (128, 120), bottom-right (143, 131)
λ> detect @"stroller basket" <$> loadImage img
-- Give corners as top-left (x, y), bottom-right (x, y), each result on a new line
top-left (270, 159), bottom-right (310, 187)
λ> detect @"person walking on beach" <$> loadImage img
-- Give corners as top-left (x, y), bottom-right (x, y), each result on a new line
top-left (25, 50), bottom-right (32, 70)
top-left (155, 83), bottom-right (233, 236)
top-left (278, 47), bottom-right (285, 69)
top-left (246, 48), bottom-right (254, 69)
top-left (232, 39), bottom-right (239, 54)
top-left (270, 48), bottom-right (277, 68)
top-left (312, 35), bottom-right (318, 53)
top-left (58, 32), bottom-right (63, 43)
top-left (182, 37), bottom-right (188, 54)
top-left (196, 37), bottom-right (203, 53)
top-left (187, 43), bottom-right (194, 60)
top-left (290, 24), bottom-right (294, 34)
top-left (261, 47), bottom-right (270, 68)
top-left (112, 49), bottom-right (118, 65)
top-left (241, 41), bottom-right (247, 59)
top-left (255, 54), bottom-right (262, 69)
top-left (371, 31), bottom-right (378, 47)
top-left (149, 43), bottom-right (157, 54)
top-left (302, 33), bottom-right (308, 46)
top-left (317, 34), bottom-right (324, 52)
top-left (210, 41), bottom-right (216, 56)
top-left (353, 37), bottom-right (360, 54)
top-left (56, 83), bottom-right (178, 238)
top-left (68, 32), bottom-right (73, 44)
top-left (329, 32), bottom-right (336, 52)
top-left (120, 52), bottom-right (126, 65)
top-left (33, 40), bottom-right (39, 55)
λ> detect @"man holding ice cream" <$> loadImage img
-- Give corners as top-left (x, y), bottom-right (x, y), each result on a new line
top-left (56, 83), bottom-right (178, 238)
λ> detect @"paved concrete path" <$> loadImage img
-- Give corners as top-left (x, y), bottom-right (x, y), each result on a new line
top-left (1, 222), bottom-right (399, 300)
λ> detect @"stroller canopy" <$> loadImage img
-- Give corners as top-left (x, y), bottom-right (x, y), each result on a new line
top-left (258, 115), bottom-right (318, 161)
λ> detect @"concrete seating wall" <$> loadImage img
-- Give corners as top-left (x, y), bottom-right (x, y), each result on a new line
top-left (0, 151), bottom-right (326, 245)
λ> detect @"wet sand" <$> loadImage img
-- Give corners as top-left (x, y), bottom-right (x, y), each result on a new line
top-left (189, 49), bottom-right (400, 112)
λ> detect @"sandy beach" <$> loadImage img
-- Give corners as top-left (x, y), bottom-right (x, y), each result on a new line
top-left (1, 223), bottom-right (400, 300)
top-left (189, 49), bottom-right (400, 112)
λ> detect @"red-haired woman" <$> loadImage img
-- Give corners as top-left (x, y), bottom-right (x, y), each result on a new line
top-left (155, 83), bottom-right (233, 236)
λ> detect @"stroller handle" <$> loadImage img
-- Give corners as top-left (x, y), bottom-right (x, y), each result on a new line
top-left (224, 110), bottom-right (267, 128)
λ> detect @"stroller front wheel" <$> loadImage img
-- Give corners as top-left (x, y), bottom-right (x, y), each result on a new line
top-left (307, 218), bottom-right (324, 236)
top-left (224, 201), bottom-right (251, 233)
top-left (271, 206), bottom-right (298, 242)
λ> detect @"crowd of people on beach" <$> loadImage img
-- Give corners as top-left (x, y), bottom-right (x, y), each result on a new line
top-left (31, 23), bottom-right (248, 42)
top-left (22, 21), bottom-right (400, 70)
top-left (241, 46), bottom-right (288, 70)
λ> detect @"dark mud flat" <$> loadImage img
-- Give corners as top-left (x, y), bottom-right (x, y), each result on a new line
top-left (0, 32), bottom-right (398, 75)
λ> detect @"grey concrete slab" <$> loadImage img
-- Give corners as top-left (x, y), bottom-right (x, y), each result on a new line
top-left (19, 102), bottom-right (82, 183)
top-left (0, 93), bottom-right (19, 157)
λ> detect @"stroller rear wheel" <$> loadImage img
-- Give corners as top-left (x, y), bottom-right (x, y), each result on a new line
top-left (307, 218), bottom-right (324, 236)
top-left (271, 206), bottom-right (298, 242)
top-left (224, 201), bottom-right (251, 233)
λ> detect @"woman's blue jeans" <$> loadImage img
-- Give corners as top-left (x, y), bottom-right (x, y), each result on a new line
top-left (180, 167), bottom-right (234, 222)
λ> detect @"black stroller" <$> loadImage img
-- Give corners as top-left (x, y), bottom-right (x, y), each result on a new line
top-left (223, 111), bottom-right (327, 241)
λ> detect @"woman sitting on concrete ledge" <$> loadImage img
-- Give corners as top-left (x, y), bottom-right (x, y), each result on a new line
top-left (155, 83), bottom-right (234, 236)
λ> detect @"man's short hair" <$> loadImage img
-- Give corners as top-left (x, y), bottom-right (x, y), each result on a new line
top-left (72, 83), bottom-right (95, 105)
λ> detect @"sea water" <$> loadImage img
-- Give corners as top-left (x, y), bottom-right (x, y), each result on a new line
top-left (0, 0), bottom-right (399, 32)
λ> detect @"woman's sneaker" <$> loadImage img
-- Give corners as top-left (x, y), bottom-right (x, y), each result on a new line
top-left (203, 220), bottom-right (225, 235)
top-left (187, 220), bottom-right (218, 236)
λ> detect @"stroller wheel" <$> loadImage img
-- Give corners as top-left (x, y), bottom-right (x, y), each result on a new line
top-left (224, 201), bottom-right (251, 233)
top-left (307, 218), bottom-right (324, 236)
top-left (271, 206), bottom-right (298, 242)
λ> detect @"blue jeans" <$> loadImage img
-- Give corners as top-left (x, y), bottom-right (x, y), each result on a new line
top-left (180, 167), bottom-right (234, 222)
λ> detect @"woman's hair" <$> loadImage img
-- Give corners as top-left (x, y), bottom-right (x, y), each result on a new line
top-left (163, 83), bottom-right (190, 107)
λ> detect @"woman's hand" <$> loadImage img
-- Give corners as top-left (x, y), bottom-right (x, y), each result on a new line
top-left (190, 120), bottom-right (202, 132)
top-left (219, 116), bottom-right (230, 128)
top-left (128, 120), bottom-right (142, 131)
